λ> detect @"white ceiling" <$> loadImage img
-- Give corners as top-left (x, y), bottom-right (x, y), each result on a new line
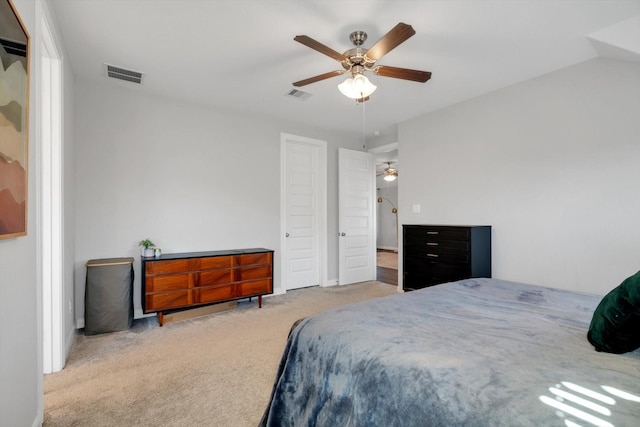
top-left (50, 1), bottom-right (640, 141)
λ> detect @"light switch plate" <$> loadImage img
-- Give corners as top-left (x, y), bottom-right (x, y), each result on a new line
top-left (412, 204), bottom-right (421, 214)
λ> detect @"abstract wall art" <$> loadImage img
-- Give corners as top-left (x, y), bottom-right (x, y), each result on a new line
top-left (0, 0), bottom-right (29, 239)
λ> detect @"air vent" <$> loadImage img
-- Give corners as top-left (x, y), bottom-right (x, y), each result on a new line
top-left (104, 63), bottom-right (144, 84)
top-left (286, 88), bottom-right (312, 101)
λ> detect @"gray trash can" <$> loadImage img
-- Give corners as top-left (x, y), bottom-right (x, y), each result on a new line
top-left (85, 257), bottom-right (134, 335)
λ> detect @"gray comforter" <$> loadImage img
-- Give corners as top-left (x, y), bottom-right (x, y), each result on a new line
top-left (260, 278), bottom-right (640, 426)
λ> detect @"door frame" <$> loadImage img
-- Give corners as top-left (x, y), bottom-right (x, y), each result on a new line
top-left (39, 9), bottom-right (65, 374)
top-left (280, 133), bottom-right (328, 293)
top-left (369, 141), bottom-right (399, 251)
top-left (369, 142), bottom-right (399, 287)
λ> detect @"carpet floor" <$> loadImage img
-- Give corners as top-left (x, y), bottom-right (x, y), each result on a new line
top-left (44, 281), bottom-right (397, 427)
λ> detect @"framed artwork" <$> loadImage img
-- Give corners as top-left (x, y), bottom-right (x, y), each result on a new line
top-left (0, 0), bottom-right (29, 239)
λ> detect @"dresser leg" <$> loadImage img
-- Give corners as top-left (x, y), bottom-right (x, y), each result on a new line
top-left (157, 312), bottom-right (164, 327)
top-left (258, 295), bottom-right (262, 308)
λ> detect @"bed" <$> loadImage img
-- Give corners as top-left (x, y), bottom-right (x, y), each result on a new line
top-left (260, 278), bottom-right (640, 426)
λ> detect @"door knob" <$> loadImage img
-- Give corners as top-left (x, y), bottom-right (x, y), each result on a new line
top-left (341, 232), bottom-right (346, 236)
top-left (286, 233), bottom-right (290, 237)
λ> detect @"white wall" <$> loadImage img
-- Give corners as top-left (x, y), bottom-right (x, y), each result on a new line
top-left (0, 1), bottom-right (76, 424)
top-left (74, 79), bottom-right (361, 323)
top-left (376, 183), bottom-right (398, 250)
top-left (399, 58), bottom-right (640, 295)
top-left (0, 1), bottom-right (38, 425)
top-left (61, 16), bottom-right (76, 356)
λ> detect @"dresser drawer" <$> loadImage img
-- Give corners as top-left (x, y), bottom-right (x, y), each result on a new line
top-left (235, 252), bottom-right (271, 266)
top-left (416, 247), bottom-right (470, 264)
top-left (237, 279), bottom-right (272, 297)
top-left (146, 274), bottom-right (191, 292)
top-left (195, 284), bottom-right (235, 304)
top-left (404, 256), bottom-right (470, 290)
top-left (421, 239), bottom-right (469, 251)
top-left (235, 265), bottom-right (272, 281)
top-left (197, 269), bottom-right (232, 287)
top-left (146, 290), bottom-right (192, 311)
top-left (146, 259), bottom-right (191, 275)
top-left (405, 226), bottom-right (470, 242)
top-left (198, 256), bottom-right (231, 270)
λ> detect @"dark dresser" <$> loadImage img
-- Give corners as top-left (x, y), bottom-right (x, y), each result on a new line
top-left (403, 225), bottom-right (491, 291)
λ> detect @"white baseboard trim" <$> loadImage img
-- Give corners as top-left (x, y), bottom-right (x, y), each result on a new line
top-left (322, 279), bottom-right (338, 287)
top-left (33, 410), bottom-right (43, 427)
top-left (269, 288), bottom-right (286, 296)
top-left (77, 311), bottom-right (155, 328)
top-left (134, 310), bottom-right (156, 320)
top-left (65, 326), bottom-right (75, 364)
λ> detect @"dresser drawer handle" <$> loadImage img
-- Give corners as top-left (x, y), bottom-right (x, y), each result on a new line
top-left (427, 231), bottom-right (439, 235)
top-left (427, 253), bottom-right (439, 258)
top-left (426, 242), bottom-right (438, 246)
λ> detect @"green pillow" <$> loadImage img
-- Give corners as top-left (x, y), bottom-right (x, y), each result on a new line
top-left (587, 270), bottom-right (640, 354)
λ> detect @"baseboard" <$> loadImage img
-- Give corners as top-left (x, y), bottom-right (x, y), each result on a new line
top-left (33, 410), bottom-right (43, 427)
top-left (270, 287), bottom-right (286, 296)
top-left (160, 301), bottom-right (237, 326)
top-left (65, 326), bottom-right (75, 362)
top-left (78, 284), bottom-right (328, 327)
top-left (322, 279), bottom-right (338, 287)
top-left (377, 246), bottom-right (398, 252)
top-left (134, 310), bottom-right (156, 320)
top-left (77, 311), bottom-right (155, 329)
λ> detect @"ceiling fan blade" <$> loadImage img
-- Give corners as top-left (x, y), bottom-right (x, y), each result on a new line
top-left (294, 35), bottom-right (348, 62)
top-left (365, 23), bottom-right (415, 62)
top-left (293, 70), bottom-right (345, 87)
top-left (374, 65), bottom-right (432, 83)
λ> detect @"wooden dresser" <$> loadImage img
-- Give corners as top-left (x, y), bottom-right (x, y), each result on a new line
top-left (141, 248), bottom-right (273, 325)
top-left (403, 225), bottom-right (491, 291)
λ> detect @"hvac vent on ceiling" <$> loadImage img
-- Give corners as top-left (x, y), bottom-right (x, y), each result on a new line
top-left (104, 63), bottom-right (144, 84)
top-left (286, 88), bottom-right (312, 101)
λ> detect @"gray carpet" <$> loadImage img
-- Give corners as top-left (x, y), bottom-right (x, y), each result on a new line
top-left (44, 281), bottom-right (397, 426)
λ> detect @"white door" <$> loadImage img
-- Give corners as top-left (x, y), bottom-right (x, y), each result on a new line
top-left (281, 134), bottom-right (327, 290)
top-left (338, 148), bottom-right (376, 285)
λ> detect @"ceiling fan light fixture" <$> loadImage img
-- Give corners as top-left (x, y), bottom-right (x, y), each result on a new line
top-left (383, 166), bottom-right (398, 181)
top-left (338, 73), bottom-right (376, 99)
top-left (293, 23), bottom-right (430, 101)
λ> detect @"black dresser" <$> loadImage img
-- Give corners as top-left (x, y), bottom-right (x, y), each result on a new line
top-left (403, 225), bottom-right (491, 291)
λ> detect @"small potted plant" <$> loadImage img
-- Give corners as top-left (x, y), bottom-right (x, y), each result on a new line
top-left (139, 239), bottom-right (155, 257)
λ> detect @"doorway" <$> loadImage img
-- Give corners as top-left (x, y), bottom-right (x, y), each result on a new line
top-left (369, 143), bottom-right (398, 286)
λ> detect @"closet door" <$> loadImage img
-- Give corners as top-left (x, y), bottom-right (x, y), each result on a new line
top-left (281, 133), bottom-right (327, 290)
top-left (338, 148), bottom-right (375, 286)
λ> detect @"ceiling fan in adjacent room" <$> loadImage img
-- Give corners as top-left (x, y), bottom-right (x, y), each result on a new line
top-left (378, 163), bottom-right (398, 181)
top-left (292, 22), bottom-right (432, 101)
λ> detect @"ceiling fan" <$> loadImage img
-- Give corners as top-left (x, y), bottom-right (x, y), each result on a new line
top-left (293, 22), bottom-right (431, 101)
top-left (378, 163), bottom-right (398, 181)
